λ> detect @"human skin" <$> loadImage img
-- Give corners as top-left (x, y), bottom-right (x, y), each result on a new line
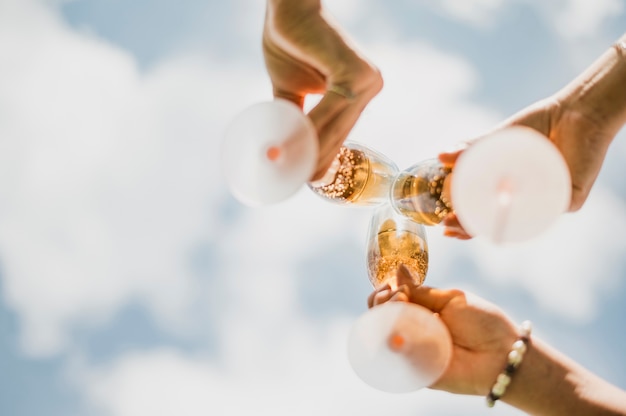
top-left (369, 265), bottom-right (626, 415)
top-left (440, 33), bottom-right (626, 239)
top-left (263, 0), bottom-right (383, 181)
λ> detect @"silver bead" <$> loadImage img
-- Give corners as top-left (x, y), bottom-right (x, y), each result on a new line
top-left (520, 320), bottom-right (532, 337)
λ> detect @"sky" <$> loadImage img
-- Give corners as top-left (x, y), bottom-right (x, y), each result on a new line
top-left (0, 0), bottom-right (625, 415)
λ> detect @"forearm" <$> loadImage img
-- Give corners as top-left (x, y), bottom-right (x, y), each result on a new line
top-left (557, 33), bottom-right (626, 138)
top-left (502, 337), bottom-right (626, 415)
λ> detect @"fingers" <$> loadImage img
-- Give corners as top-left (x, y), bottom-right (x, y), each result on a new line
top-left (407, 286), bottom-right (466, 314)
top-left (306, 89), bottom-right (351, 132)
top-left (262, 35), bottom-right (327, 109)
top-left (265, 8), bottom-right (383, 179)
top-left (272, 89), bottom-right (306, 109)
top-left (368, 286), bottom-right (410, 308)
top-left (443, 228), bottom-right (473, 240)
top-left (368, 283), bottom-right (465, 315)
top-left (442, 212), bottom-right (473, 240)
top-left (366, 265), bottom-right (415, 308)
top-left (367, 264), bottom-right (465, 316)
top-left (308, 77), bottom-right (382, 180)
top-left (395, 264), bottom-right (416, 288)
top-left (367, 284), bottom-right (390, 308)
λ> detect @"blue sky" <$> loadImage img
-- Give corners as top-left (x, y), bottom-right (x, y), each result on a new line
top-left (0, 0), bottom-right (625, 415)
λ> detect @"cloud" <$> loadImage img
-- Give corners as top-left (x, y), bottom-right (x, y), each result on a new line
top-left (2, 1), bottom-right (625, 415)
top-left (405, 0), bottom-right (624, 41)
top-left (466, 186), bottom-right (626, 321)
top-left (348, 40), bottom-right (502, 171)
top-left (437, 0), bottom-right (506, 28)
top-left (0, 0), bottom-right (268, 356)
top-left (554, 0), bottom-right (624, 39)
top-left (78, 330), bottom-right (526, 416)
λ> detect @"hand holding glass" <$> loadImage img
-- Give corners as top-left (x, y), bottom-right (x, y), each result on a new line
top-left (391, 127), bottom-right (572, 243)
top-left (347, 205), bottom-right (452, 393)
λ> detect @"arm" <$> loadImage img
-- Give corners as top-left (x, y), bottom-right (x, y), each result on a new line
top-left (548, 32), bottom-right (626, 211)
top-left (369, 266), bottom-right (626, 415)
top-left (504, 337), bottom-right (626, 416)
top-left (557, 33), bottom-right (626, 139)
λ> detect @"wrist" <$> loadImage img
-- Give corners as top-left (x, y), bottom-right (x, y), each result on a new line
top-left (485, 321), bottom-right (532, 407)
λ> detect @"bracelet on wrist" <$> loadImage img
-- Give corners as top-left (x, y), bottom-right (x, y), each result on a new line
top-left (486, 320), bottom-right (532, 408)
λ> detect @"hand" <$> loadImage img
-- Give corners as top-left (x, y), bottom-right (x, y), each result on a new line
top-left (368, 265), bottom-right (519, 395)
top-left (263, 0), bottom-right (383, 180)
top-left (437, 96), bottom-right (616, 239)
top-left (438, 36), bottom-right (626, 239)
top-left (440, 96), bottom-right (615, 210)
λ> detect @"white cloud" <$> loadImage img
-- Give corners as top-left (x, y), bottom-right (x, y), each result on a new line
top-left (78, 328), bottom-right (525, 416)
top-left (467, 186), bottom-right (626, 321)
top-left (437, 0), bottom-right (506, 28)
top-left (401, 0), bottom-right (624, 42)
top-left (325, 0), bottom-right (366, 25)
top-left (349, 40), bottom-right (501, 170)
top-left (554, 0), bottom-right (624, 40)
top-left (0, 0), bottom-right (269, 356)
top-left (2, 1), bottom-right (625, 414)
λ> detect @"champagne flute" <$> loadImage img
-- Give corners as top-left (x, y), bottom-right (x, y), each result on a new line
top-left (347, 205), bottom-right (452, 393)
top-left (391, 126), bottom-right (572, 243)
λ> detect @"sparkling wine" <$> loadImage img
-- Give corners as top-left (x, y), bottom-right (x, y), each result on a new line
top-left (367, 217), bottom-right (428, 289)
top-left (349, 204), bottom-right (450, 394)
top-left (391, 158), bottom-right (452, 226)
top-left (309, 143), bottom-right (398, 206)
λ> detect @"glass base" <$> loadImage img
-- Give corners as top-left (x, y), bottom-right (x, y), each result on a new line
top-left (221, 99), bottom-right (318, 206)
top-left (451, 126), bottom-right (571, 243)
top-left (347, 302), bottom-right (452, 393)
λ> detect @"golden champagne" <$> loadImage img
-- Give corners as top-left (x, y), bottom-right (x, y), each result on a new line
top-left (367, 218), bottom-right (428, 289)
top-left (391, 159), bottom-right (452, 226)
top-left (309, 143), bottom-right (398, 206)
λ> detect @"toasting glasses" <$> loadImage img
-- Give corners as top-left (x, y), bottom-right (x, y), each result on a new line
top-left (222, 100), bottom-right (572, 392)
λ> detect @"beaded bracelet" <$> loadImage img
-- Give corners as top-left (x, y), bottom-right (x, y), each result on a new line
top-left (486, 320), bottom-right (532, 408)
